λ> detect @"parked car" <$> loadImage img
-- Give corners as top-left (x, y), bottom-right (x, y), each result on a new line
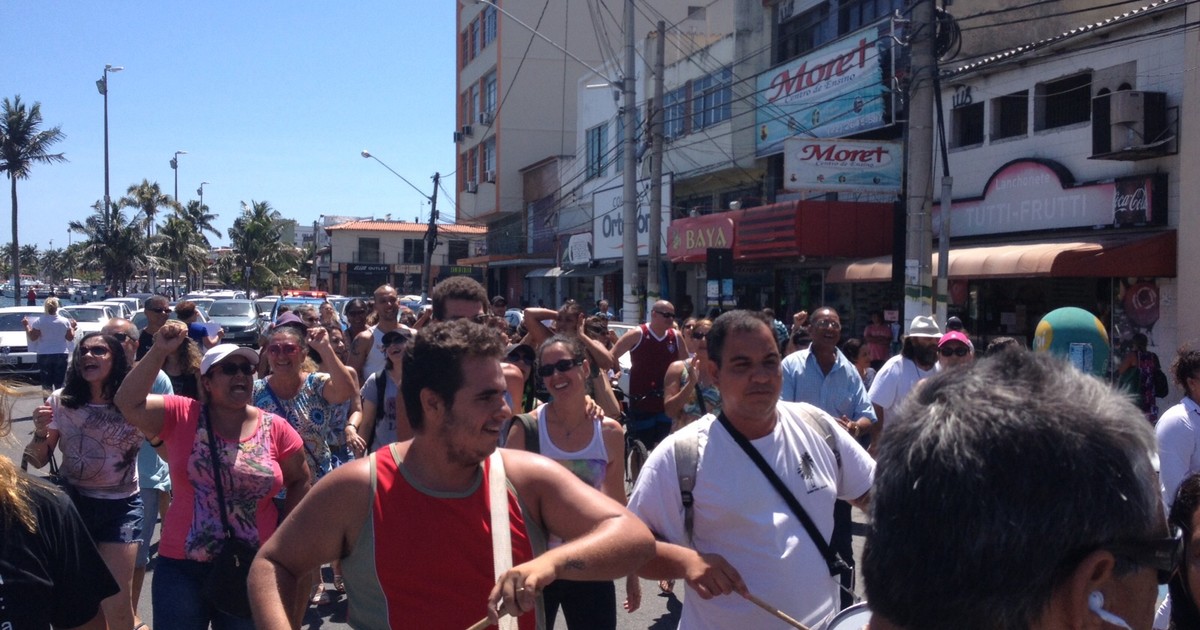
top-left (0, 306), bottom-right (51, 378)
top-left (58, 305), bottom-right (116, 336)
top-left (90, 300), bottom-right (135, 320)
top-left (105, 297), bottom-right (143, 315)
top-left (208, 290), bottom-right (248, 300)
top-left (187, 298), bottom-right (216, 316)
top-left (131, 308), bottom-right (207, 334)
top-left (205, 299), bottom-right (262, 348)
top-left (124, 293), bottom-right (156, 309)
top-left (255, 296), bottom-right (280, 319)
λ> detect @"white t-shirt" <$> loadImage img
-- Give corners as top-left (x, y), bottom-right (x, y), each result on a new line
top-left (33, 314), bottom-right (73, 354)
top-left (867, 354), bottom-right (935, 419)
top-left (628, 402), bottom-right (875, 629)
top-left (360, 371), bottom-right (401, 449)
top-left (1156, 397), bottom-right (1200, 511)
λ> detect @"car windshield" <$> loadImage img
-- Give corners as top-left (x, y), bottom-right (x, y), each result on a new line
top-left (60, 308), bottom-right (107, 323)
top-left (208, 301), bottom-right (255, 318)
top-left (0, 313), bottom-right (30, 331)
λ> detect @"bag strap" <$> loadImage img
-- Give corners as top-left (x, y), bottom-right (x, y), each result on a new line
top-left (513, 413), bottom-right (539, 454)
top-left (202, 405), bottom-right (237, 541)
top-left (715, 411), bottom-right (850, 578)
top-left (487, 450), bottom-right (517, 630)
top-left (368, 369), bottom-right (388, 451)
top-left (674, 431), bottom-right (700, 549)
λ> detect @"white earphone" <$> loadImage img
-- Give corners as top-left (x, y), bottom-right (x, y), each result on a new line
top-left (1089, 591), bottom-right (1133, 630)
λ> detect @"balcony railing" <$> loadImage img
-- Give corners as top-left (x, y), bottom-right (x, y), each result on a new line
top-left (352, 250), bottom-right (383, 263)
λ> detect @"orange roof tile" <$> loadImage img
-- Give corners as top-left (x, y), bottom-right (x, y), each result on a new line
top-left (327, 220), bottom-right (487, 235)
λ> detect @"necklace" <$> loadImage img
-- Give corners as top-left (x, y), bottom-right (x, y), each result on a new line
top-left (548, 404), bottom-right (588, 439)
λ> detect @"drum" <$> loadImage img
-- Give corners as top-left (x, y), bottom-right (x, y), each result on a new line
top-left (827, 602), bottom-right (872, 630)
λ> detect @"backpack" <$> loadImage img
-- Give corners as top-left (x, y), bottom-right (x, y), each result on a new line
top-left (365, 368), bottom-right (387, 452)
top-left (673, 404), bottom-right (841, 548)
top-left (511, 412), bottom-right (539, 454)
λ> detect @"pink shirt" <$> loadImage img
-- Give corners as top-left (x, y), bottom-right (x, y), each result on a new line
top-left (157, 395), bottom-right (303, 561)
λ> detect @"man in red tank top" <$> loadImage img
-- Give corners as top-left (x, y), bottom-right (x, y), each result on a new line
top-left (611, 300), bottom-right (688, 449)
top-left (248, 320), bottom-right (655, 630)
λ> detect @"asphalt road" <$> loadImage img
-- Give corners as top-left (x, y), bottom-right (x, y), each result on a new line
top-left (1, 384), bottom-right (689, 629)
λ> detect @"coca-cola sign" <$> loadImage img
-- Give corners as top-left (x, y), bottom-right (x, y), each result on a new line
top-left (1113, 177), bottom-right (1152, 226)
top-left (783, 138), bottom-right (902, 193)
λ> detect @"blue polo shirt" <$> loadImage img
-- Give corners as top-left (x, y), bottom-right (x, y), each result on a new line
top-left (780, 348), bottom-right (877, 422)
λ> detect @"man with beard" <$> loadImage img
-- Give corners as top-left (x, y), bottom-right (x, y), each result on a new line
top-left (248, 320), bottom-right (655, 629)
top-left (779, 307), bottom-right (874, 610)
top-left (867, 315), bottom-right (941, 442)
top-left (349, 284), bottom-right (409, 377)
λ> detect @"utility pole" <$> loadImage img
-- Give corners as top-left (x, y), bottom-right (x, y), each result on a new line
top-left (646, 21), bottom-right (666, 315)
top-left (422, 173), bottom-right (441, 299)
top-left (620, 0), bottom-right (639, 324)
top-left (902, 0), bottom-right (936, 329)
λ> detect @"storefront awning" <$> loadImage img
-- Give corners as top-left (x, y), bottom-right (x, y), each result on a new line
top-left (826, 231), bottom-right (1176, 283)
top-left (525, 267), bottom-right (564, 278)
top-left (560, 263), bottom-right (620, 278)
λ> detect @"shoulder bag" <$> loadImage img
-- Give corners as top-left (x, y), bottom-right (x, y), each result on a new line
top-left (200, 405), bottom-right (258, 619)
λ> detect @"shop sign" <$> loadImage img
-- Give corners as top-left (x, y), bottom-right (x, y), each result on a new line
top-left (783, 137), bottom-right (902, 193)
top-left (755, 24), bottom-right (889, 156)
top-left (668, 216), bottom-right (735, 260)
top-left (348, 263), bottom-right (388, 274)
top-left (563, 233), bottom-right (593, 266)
top-left (591, 175), bottom-right (673, 260)
top-left (933, 159), bottom-right (1167, 237)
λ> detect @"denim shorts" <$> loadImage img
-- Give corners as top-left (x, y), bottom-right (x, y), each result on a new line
top-left (74, 493), bottom-right (143, 544)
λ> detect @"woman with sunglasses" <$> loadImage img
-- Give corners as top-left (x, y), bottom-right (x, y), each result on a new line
top-left (23, 332), bottom-right (142, 630)
top-left (505, 335), bottom-right (639, 627)
top-left (115, 326), bottom-right (310, 629)
top-left (352, 329), bottom-right (412, 456)
top-left (503, 342), bottom-right (538, 415)
top-left (663, 318), bottom-right (720, 433)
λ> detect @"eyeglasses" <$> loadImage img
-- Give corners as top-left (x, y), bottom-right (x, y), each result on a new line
top-left (812, 320), bottom-right (841, 330)
top-left (536, 358), bottom-right (583, 378)
top-left (691, 331), bottom-right (707, 340)
top-left (110, 332), bottom-right (132, 343)
top-left (939, 346), bottom-right (971, 357)
top-left (80, 345), bottom-right (111, 358)
top-left (507, 352), bottom-right (535, 366)
top-left (654, 310), bottom-right (675, 319)
top-left (1100, 528), bottom-right (1184, 585)
top-left (148, 307), bottom-right (171, 315)
top-left (216, 362), bottom-right (256, 376)
top-left (266, 343), bottom-right (301, 356)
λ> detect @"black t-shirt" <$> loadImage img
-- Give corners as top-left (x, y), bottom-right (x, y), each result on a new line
top-left (137, 329), bottom-right (154, 361)
top-left (0, 475), bottom-right (119, 629)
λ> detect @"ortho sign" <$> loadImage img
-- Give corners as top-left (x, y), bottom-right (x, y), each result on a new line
top-left (591, 176), bottom-right (673, 260)
top-left (755, 23), bottom-right (889, 156)
top-left (932, 159), bottom-right (1167, 237)
top-left (783, 137), bottom-right (902, 193)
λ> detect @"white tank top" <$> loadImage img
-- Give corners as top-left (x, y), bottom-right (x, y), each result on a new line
top-left (535, 405), bottom-right (608, 491)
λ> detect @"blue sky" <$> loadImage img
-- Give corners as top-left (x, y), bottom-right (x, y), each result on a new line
top-left (3, 2), bottom-right (455, 251)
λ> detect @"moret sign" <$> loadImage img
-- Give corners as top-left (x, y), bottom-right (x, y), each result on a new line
top-left (783, 137), bottom-right (902, 193)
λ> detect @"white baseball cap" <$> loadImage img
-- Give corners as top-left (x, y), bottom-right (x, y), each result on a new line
top-left (200, 344), bottom-right (260, 375)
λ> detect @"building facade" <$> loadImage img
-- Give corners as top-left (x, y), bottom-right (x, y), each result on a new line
top-left (325, 220), bottom-right (487, 297)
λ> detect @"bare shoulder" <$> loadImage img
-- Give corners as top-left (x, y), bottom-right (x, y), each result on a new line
top-left (599, 417), bottom-right (625, 435)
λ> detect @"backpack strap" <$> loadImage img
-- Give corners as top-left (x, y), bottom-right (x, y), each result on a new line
top-left (674, 430), bottom-right (700, 549)
top-left (488, 450), bottom-right (517, 630)
top-left (366, 369), bottom-right (387, 452)
top-left (793, 403), bottom-right (841, 469)
top-left (513, 413), bottom-right (539, 455)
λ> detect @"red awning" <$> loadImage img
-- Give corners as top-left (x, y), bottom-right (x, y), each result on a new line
top-left (732, 200), bottom-right (894, 260)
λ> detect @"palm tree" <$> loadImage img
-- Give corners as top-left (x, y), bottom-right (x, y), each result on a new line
top-left (120, 179), bottom-right (176, 291)
top-left (227, 200), bottom-right (298, 293)
top-left (157, 215), bottom-right (207, 297)
top-left (0, 95), bottom-right (66, 305)
top-left (176, 200), bottom-right (220, 290)
top-left (70, 199), bottom-right (150, 295)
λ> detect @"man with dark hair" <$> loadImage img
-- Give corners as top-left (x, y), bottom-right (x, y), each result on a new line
top-left (867, 315), bottom-right (941, 439)
top-left (249, 320), bottom-right (655, 630)
top-left (136, 295), bottom-right (172, 360)
top-left (863, 350), bottom-right (1168, 630)
top-left (629, 310), bottom-right (874, 629)
top-left (430, 275), bottom-right (489, 322)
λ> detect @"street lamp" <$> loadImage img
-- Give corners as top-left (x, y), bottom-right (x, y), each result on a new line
top-left (170, 150), bottom-right (187, 202)
top-left (197, 182), bottom-right (210, 291)
top-left (96, 64), bottom-right (123, 216)
top-left (360, 150), bottom-right (439, 298)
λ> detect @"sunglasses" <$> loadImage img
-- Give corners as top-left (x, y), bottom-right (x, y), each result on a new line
top-left (654, 310), bottom-right (675, 319)
top-left (939, 346), bottom-right (970, 357)
top-left (216, 362), bottom-right (256, 376)
top-left (148, 307), bottom-right (171, 315)
top-left (813, 320), bottom-right (841, 330)
top-left (1100, 528), bottom-right (1183, 585)
top-left (80, 345), bottom-right (111, 358)
top-left (507, 352), bottom-right (535, 366)
top-left (266, 343), bottom-right (301, 356)
top-left (691, 331), bottom-right (707, 340)
top-left (536, 358), bottom-right (583, 378)
top-left (110, 332), bottom-right (132, 343)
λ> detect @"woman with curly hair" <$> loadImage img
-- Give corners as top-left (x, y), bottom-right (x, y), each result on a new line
top-left (164, 335), bottom-right (204, 401)
top-left (23, 332), bottom-right (143, 630)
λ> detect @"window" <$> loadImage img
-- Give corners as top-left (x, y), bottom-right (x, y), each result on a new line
top-left (357, 238), bottom-right (381, 264)
top-left (468, 147), bottom-right (479, 185)
top-left (991, 90), bottom-right (1028, 140)
top-left (448, 239), bottom-right (469, 264)
top-left (470, 19), bottom-right (481, 60)
top-left (468, 84), bottom-right (479, 125)
top-left (482, 73), bottom-right (497, 114)
top-left (664, 87), bottom-right (689, 140)
top-left (952, 102), bottom-right (984, 147)
top-left (1036, 73), bottom-right (1091, 130)
top-left (839, 0), bottom-right (900, 35)
top-left (481, 138), bottom-right (496, 175)
top-left (482, 6), bottom-right (497, 48)
top-left (692, 67), bottom-right (733, 131)
top-left (586, 124), bottom-right (608, 180)
top-left (776, 4), bottom-right (830, 64)
top-left (402, 239), bottom-right (425, 264)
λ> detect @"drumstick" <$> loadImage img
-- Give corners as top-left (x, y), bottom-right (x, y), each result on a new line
top-left (464, 616), bottom-right (493, 630)
top-left (740, 592), bottom-right (812, 630)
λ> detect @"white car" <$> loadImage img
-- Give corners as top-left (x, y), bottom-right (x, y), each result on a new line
top-left (59, 305), bottom-right (116, 336)
top-left (0, 306), bottom-right (52, 378)
top-left (91, 300), bottom-right (135, 320)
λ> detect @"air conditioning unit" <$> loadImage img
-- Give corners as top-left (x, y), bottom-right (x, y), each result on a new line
top-left (466, 181), bottom-right (478, 193)
top-left (478, 111), bottom-right (494, 126)
top-left (1091, 90), bottom-right (1168, 159)
top-left (462, 124), bottom-right (474, 137)
top-left (453, 131), bottom-right (465, 143)
top-left (483, 170), bottom-right (496, 183)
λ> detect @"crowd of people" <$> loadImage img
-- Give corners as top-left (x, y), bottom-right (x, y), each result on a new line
top-left (4, 277), bottom-right (1196, 630)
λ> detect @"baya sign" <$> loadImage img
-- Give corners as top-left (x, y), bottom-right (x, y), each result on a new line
top-left (667, 215), bottom-right (735, 261)
top-left (783, 137), bottom-right (902, 193)
top-left (755, 24), bottom-right (889, 156)
top-left (591, 177), bottom-right (672, 260)
top-left (932, 159), bottom-right (1167, 237)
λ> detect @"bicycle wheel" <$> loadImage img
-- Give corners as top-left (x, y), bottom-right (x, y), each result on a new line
top-left (625, 437), bottom-right (649, 498)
